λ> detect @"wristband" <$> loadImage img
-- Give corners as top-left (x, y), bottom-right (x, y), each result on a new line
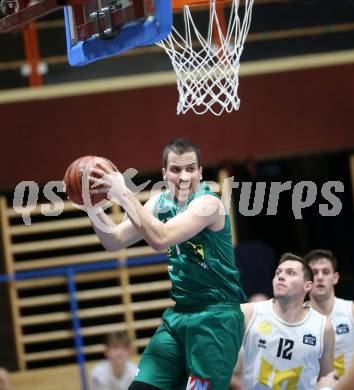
top-left (319, 387), bottom-right (334, 390)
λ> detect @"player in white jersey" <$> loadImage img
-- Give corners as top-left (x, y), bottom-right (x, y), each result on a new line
top-left (241, 253), bottom-right (334, 390)
top-left (305, 249), bottom-right (354, 377)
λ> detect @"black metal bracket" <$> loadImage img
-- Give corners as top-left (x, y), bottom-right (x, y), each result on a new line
top-left (90, 0), bottom-right (122, 39)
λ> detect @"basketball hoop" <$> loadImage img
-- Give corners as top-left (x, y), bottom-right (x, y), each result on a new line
top-left (157, 0), bottom-right (254, 115)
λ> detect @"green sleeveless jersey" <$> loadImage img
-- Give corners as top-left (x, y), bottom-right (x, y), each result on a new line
top-left (154, 183), bottom-right (247, 308)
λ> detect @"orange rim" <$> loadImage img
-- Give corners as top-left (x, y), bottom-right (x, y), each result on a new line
top-left (172, 0), bottom-right (231, 11)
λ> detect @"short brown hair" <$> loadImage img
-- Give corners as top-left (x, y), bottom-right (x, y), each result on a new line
top-left (105, 331), bottom-right (130, 348)
top-left (278, 252), bottom-right (314, 282)
top-left (304, 249), bottom-right (338, 272)
top-left (162, 138), bottom-right (201, 168)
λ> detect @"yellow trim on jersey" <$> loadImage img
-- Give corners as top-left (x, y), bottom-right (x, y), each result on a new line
top-left (334, 353), bottom-right (345, 377)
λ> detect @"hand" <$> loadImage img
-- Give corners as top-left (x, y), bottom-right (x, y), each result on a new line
top-left (316, 371), bottom-right (338, 389)
top-left (77, 162), bottom-right (114, 212)
top-left (89, 168), bottom-right (129, 206)
top-left (89, 166), bottom-right (141, 227)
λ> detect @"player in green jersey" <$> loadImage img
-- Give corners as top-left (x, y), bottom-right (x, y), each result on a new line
top-left (86, 139), bottom-right (246, 390)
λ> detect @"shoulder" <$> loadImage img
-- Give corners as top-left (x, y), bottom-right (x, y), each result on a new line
top-left (349, 300), bottom-right (354, 321)
top-left (340, 298), bottom-right (354, 318)
top-left (334, 297), bottom-right (354, 315)
top-left (343, 298), bottom-right (354, 312)
top-left (241, 302), bottom-right (255, 327)
top-left (188, 194), bottom-right (223, 214)
top-left (333, 296), bottom-right (352, 306)
top-left (189, 194), bottom-right (226, 231)
top-left (309, 306), bottom-right (328, 327)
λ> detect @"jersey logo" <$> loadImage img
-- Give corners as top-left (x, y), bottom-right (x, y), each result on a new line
top-left (187, 376), bottom-right (211, 390)
top-left (186, 241), bottom-right (205, 260)
top-left (185, 242), bottom-right (208, 269)
top-left (336, 324), bottom-right (349, 334)
top-left (258, 356), bottom-right (303, 389)
top-left (257, 321), bottom-right (273, 335)
top-left (258, 339), bottom-right (267, 349)
top-left (303, 334), bottom-right (316, 346)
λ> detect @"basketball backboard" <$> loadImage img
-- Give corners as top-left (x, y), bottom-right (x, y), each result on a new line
top-left (64, 0), bottom-right (172, 66)
top-left (0, 0), bottom-right (172, 66)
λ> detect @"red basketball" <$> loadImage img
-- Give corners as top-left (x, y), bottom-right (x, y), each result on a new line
top-left (63, 156), bottom-right (116, 205)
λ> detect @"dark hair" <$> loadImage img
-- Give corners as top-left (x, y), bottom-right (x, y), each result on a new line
top-left (105, 331), bottom-right (130, 348)
top-left (162, 138), bottom-right (201, 168)
top-left (304, 249), bottom-right (338, 272)
top-left (278, 252), bottom-right (314, 282)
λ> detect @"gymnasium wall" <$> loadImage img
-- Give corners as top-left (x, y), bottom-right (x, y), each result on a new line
top-left (1, 62), bottom-right (354, 189)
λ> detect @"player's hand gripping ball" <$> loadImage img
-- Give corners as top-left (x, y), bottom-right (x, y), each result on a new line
top-left (63, 156), bottom-right (116, 206)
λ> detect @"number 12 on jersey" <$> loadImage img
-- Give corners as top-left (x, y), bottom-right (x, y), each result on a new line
top-left (277, 338), bottom-right (294, 360)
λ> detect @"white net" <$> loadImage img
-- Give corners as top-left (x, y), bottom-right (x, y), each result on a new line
top-left (157, 0), bottom-right (254, 115)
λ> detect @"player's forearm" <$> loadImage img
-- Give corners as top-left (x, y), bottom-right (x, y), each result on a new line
top-left (125, 192), bottom-right (168, 250)
top-left (90, 170), bottom-right (169, 250)
top-left (90, 210), bottom-right (125, 251)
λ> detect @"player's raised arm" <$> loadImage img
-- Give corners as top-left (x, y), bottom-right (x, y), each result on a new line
top-left (240, 302), bottom-right (255, 331)
top-left (89, 193), bottom-right (159, 252)
top-left (90, 168), bottom-right (224, 251)
top-left (63, 155), bottom-right (156, 252)
top-left (120, 189), bottom-right (224, 251)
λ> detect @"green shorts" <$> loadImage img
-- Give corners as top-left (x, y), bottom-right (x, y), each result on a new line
top-left (133, 303), bottom-right (244, 390)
